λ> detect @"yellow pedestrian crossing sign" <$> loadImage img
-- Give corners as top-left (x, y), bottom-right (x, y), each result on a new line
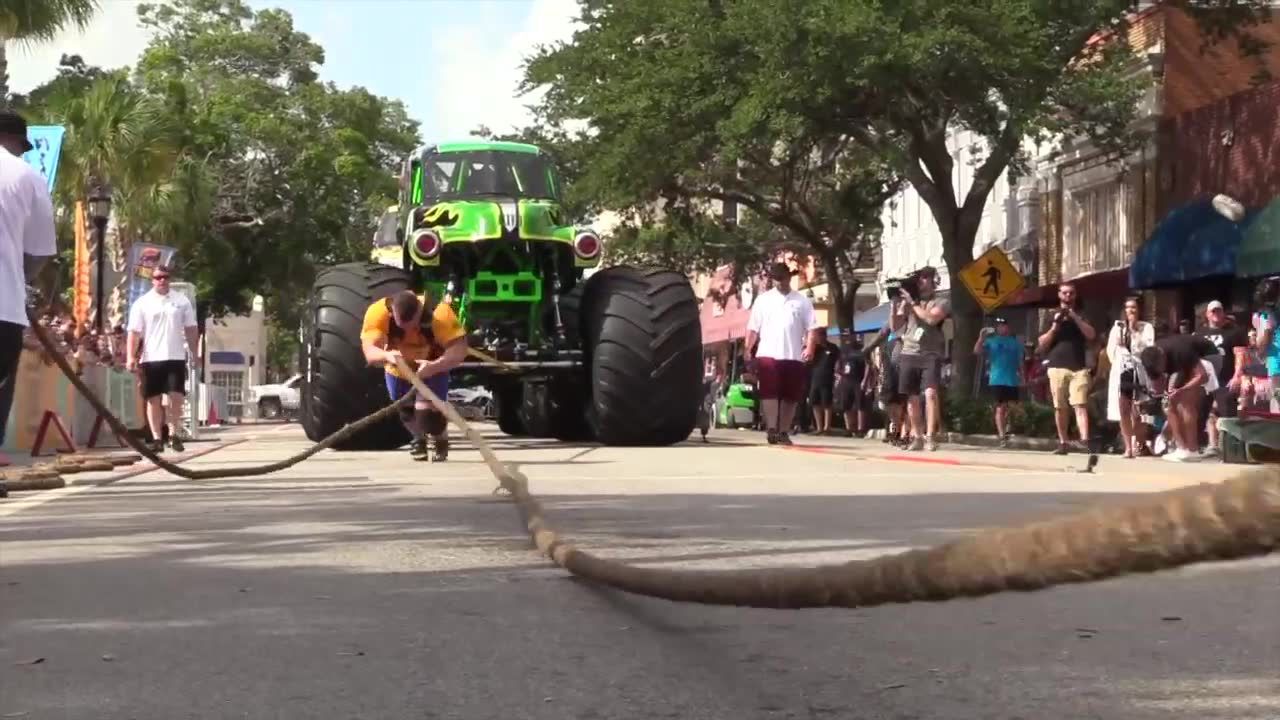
top-left (959, 246), bottom-right (1026, 312)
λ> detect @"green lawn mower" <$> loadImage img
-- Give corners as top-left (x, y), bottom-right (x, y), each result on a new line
top-left (298, 141), bottom-right (703, 449)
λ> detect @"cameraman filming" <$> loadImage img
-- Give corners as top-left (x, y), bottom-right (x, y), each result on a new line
top-left (1037, 283), bottom-right (1097, 455)
top-left (893, 266), bottom-right (949, 451)
top-left (1252, 275), bottom-right (1280, 412)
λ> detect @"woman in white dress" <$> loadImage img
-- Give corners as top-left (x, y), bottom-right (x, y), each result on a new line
top-left (1106, 296), bottom-right (1155, 458)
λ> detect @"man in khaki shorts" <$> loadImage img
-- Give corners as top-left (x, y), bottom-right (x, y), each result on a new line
top-left (1037, 283), bottom-right (1097, 454)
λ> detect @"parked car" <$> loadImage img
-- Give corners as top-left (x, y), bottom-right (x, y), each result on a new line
top-left (447, 386), bottom-right (494, 421)
top-left (248, 374), bottom-right (302, 421)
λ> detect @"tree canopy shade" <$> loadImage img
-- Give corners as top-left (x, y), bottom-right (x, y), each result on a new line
top-left (523, 0), bottom-right (1273, 394)
top-left (18, 0), bottom-right (419, 374)
top-left (521, 0), bottom-right (900, 329)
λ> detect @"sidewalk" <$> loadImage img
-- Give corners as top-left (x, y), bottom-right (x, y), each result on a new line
top-left (749, 429), bottom-right (1257, 484)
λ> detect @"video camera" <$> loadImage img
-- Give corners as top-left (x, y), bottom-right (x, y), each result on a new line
top-left (884, 275), bottom-right (921, 303)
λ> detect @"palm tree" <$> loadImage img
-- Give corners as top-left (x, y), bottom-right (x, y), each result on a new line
top-left (1, 0), bottom-right (101, 107)
top-left (39, 71), bottom-right (178, 326)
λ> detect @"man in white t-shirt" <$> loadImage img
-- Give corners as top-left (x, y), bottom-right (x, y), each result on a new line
top-left (743, 262), bottom-right (822, 445)
top-left (0, 111), bottom-right (57, 468)
top-left (126, 265), bottom-right (199, 453)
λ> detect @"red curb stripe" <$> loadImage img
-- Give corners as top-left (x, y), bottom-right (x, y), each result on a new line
top-left (880, 454), bottom-right (964, 466)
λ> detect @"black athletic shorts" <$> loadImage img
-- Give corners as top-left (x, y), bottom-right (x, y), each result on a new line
top-left (808, 380), bottom-right (834, 407)
top-left (898, 353), bottom-right (943, 396)
top-left (836, 379), bottom-right (864, 412)
top-left (141, 360), bottom-right (187, 399)
top-left (989, 384), bottom-right (1019, 404)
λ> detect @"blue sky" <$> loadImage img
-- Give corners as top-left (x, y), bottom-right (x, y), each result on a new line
top-left (6, 0), bottom-right (582, 140)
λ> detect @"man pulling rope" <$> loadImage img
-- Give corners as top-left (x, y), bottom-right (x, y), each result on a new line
top-left (360, 289), bottom-right (469, 462)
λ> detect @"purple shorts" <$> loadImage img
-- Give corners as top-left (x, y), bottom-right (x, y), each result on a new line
top-left (385, 372), bottom-right (449, 409)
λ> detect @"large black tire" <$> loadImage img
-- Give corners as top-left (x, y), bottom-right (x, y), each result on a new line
top-left (493, 379), bottom-right (525, 436)
top-left (582, 266), bottom-right (702, 445)
top-left (301, 262), bottom-right (413, 450)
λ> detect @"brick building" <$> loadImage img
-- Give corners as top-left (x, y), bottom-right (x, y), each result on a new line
top-left (1021, 3), bottom-right (1280, 334)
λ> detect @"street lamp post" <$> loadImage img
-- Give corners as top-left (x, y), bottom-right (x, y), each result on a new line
top-left (88, 186), bottom-right (113, 333)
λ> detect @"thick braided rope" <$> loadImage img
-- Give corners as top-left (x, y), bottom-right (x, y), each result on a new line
top-left (25, 307), bottom-right (412, 480)
top-left (395, 359), bottom-right (1280, 608)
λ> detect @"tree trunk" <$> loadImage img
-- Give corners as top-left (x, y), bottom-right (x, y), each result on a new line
top-left (939, 209), bottom-right (983, 398)
top-left (817, 252), bottom-right (859, 332)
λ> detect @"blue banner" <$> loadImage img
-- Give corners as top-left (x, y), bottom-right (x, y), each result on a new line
top-left (126, 242), bottom-right (179, 313)
top-left (22, 125), bottom-right (66, 193)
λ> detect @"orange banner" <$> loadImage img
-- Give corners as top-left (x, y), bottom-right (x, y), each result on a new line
top-left (72, 201), bottom-right (90, 328)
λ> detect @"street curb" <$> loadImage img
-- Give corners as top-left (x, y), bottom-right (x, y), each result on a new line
top-left (861, 428), bottom-right (1059, 451)
top-left (66, 438), bottom-right (249, 487)
top-left (778, 443), bottom-right (1083, 473)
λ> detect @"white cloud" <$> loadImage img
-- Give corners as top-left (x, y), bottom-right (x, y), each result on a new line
top-left (5, 1), bottom-right (154, 93)
top-left (427, 0), bottom-right (583, 139)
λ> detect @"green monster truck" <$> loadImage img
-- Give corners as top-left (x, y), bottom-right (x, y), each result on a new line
top-left (298, 140), bottom-right (703, 449)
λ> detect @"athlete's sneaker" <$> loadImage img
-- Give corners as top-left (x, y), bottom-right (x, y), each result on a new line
top-left (431, 434), bottom-right (449, 462)
top-left (169, 434), bottom-right (185, 453)
top-left (408, 438), bottom-right (428, 459)
top-left (774, 432), bottom-right (794, 446)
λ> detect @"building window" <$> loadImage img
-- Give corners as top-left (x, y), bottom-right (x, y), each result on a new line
top-left (1065, 181), bottom-right (1128, 279)
top-left (211, 370), bottom-right (245, 419)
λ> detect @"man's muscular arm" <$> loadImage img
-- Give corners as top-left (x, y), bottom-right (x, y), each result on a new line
top-left (417, 337), bottom-right (468, 378)
top-left (362, 336), bottom-right (400, 367)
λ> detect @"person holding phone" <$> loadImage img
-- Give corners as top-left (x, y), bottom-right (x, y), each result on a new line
top-left (1105, 296), bottom-right (1155, 458)
top-left (1037, 283), bottom-right (1097, 454)
top-left (973, 316), bottom-right (1023, 447)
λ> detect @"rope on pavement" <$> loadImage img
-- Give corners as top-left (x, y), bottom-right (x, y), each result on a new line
top-left (19, 305), bottom-right (1280, 608)
top-left (392, 359), bottom-right (1280, 609)
top-left (23, 307), bottom-right (413, 480)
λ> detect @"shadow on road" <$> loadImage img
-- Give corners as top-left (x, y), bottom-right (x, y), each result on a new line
top-left (2, 479), bottom-right (1275, 720)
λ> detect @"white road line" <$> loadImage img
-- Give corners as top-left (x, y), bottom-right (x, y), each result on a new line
top-left (0, 482), bottom-right (97, 518)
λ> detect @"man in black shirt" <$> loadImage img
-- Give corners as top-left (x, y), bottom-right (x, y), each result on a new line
top-left (1195, 300), bottom-right (1249, 453)
top-left (1139, 333), bottom-right (1219, 462)
top-left (1036, 283), bottom-right (1097, 454)
top-left (808, 333), bottom-right (840, 434)
top-left (834, 333), bottom-right (869, 436)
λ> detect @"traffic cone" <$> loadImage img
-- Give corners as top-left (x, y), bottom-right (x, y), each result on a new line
top-left (206, 400), bottom-right (220, 427)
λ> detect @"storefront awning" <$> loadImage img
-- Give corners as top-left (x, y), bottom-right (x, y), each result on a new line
top-left (852, 301), bottom-right (890, 333)
top-left (1238, 198), bottom-right (1280, 278)
top-left (1130, 198), bottom-right (1252, 290)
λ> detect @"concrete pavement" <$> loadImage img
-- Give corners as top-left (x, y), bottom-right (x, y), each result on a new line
top-left (1, 424), bottom-right (1276, 719)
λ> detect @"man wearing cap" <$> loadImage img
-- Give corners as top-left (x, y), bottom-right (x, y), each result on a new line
top-left (0, 111), bottom-right (57, 467)
top-left (974, 316), bottom-right (1024, 447)
top-left (1195, 300), bottom-right (1247, 455)
top-left (893, 266), bottom-right (950, 451)
top-left (744, 262), bottom-right (822, 445)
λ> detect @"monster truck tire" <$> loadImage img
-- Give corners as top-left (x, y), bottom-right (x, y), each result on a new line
top-left (301, 262), bottom-right (412, 450)
top-left (493, 379), bottom-right (525, 436)
top-left (582, 266), bottom-right (702, 446)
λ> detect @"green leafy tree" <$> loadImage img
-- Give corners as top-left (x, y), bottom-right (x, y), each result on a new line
top-left (0, 0), bottom-right (101, 106)
top-left (726, 0), bottom-right (1275, 395)
top-left (528, 0), bottom-right (1271, 395)
top-left (128, 0), bottom-right (418, 333)
top-left (520, 1), bottom-right (900, 329)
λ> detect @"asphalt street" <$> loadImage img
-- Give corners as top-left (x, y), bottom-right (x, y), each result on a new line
top-left (1, 424), bottom-right (1277, 720)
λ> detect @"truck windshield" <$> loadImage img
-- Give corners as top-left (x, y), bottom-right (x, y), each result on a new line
top-left (412, 150), bottom-right (560, 204)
